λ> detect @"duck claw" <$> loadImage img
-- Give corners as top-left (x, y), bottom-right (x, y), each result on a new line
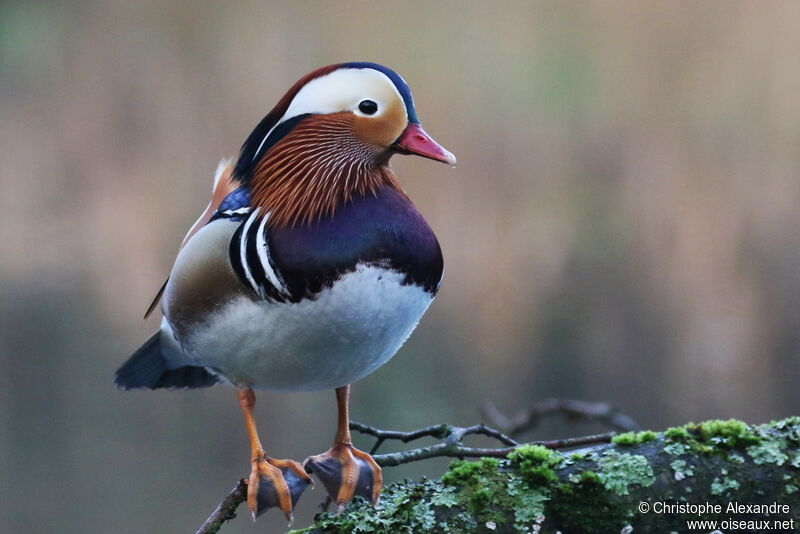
top-left (249, 459), bottom-right (312, 519)
top-left (304, 444), bottom-right (382, 510)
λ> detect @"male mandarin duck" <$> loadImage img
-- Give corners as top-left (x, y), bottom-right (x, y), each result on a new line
top-left (115, 62), bottom-right (455, 522)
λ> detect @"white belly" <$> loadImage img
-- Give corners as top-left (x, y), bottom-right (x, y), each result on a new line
top-left (173, 264), bottom-right (434, 391)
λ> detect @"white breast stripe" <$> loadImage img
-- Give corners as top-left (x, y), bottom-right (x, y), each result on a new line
top-left (222, 207), bottom-right (251, 217)
top-left (256, 212), bottom-right (289, 296)
top-left (239, 208), bottom-right (263, 297)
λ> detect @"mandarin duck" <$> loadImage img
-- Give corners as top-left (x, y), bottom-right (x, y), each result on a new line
top-left (115, 62), bottom-right (455, 522)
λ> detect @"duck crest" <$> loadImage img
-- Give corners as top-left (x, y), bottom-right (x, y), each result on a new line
top-left (232, 64), bottom-right (342, 184)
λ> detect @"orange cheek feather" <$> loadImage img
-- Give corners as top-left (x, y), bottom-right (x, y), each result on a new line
top-left (352, 98), bottom-right (407, 148)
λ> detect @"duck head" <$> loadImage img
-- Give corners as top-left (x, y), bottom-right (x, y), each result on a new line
top-left (233, 62), bottom-right (455, 227)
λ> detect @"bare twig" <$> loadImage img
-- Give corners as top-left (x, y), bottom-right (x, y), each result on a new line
top-left (373, 431), bottom-right (615, 466)
top-left (349, 421), bottom-right (519, 454)
top-left (195, 479), bottom-right (247, 534)
top-left (482, 398), bottom-right (638, 437)
top-left (348, 420), bottom-right (613, 467)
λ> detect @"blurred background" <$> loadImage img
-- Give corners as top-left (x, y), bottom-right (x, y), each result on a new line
top-left (2, 1), bottom-right (799, 532)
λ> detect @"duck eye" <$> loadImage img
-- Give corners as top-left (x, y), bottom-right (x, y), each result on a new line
top-left (358, 100), bottom-right (378, 115)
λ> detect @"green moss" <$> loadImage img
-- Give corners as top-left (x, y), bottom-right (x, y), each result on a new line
top-left (579, 470), bottom-right (601, 484)
top-left (612, 430), bottom-right (658, 445)
top-left (662, 419), bottom-right (763, 456)
top-left (570, 451), bottom-right (589, 461)
top-left (664, 425), bottom-right (693, 441)
top-left (506, 444), bottom-right (557, 464)
top-left (596, 451), bottom-right (655, 496)
top-left (441, 457), bottom-right (500, 487)
top-left (441, 458), bottom-right (508, 525)
top-left (507, 445), bottom-right (561, 485)
top-left (697, 419), bottom-right (760, 448)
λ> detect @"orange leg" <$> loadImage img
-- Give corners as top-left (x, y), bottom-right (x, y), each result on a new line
top-left (237, 388), bottom-right (311, 522)
top-left (303, 386), bottom-right (383, 511)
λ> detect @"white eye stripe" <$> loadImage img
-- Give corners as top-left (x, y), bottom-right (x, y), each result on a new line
top-left (252, 68), bottom-right (406, 161)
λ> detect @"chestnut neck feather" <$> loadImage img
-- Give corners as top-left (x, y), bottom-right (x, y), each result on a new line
top-left (247, 113), bottom-right (404, 228)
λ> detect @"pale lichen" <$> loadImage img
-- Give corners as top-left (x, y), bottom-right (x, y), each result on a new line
top-left (728, 453), bottom-right (745, 464)
top-left (664, 441), bottom-right (691, 456)
top-left (670, 459), bottom-right (694, 481)
top-left (711, 476), bottom-right (740, 495)
top-left (747, 438), bottom-right (789, 466)
top-left (595, 451), bottom-right (655, 496)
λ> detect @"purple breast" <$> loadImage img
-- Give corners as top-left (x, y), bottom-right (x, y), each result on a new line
top-left (267, 186), bottom-right (443, 300)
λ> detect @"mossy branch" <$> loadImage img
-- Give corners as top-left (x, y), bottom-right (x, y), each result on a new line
top-left (196, 411), bottom-right (799, 534)
top-left (294, 417), bottom-right (800, 534)
top-left (196, 398), bottom-right (634, 532)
